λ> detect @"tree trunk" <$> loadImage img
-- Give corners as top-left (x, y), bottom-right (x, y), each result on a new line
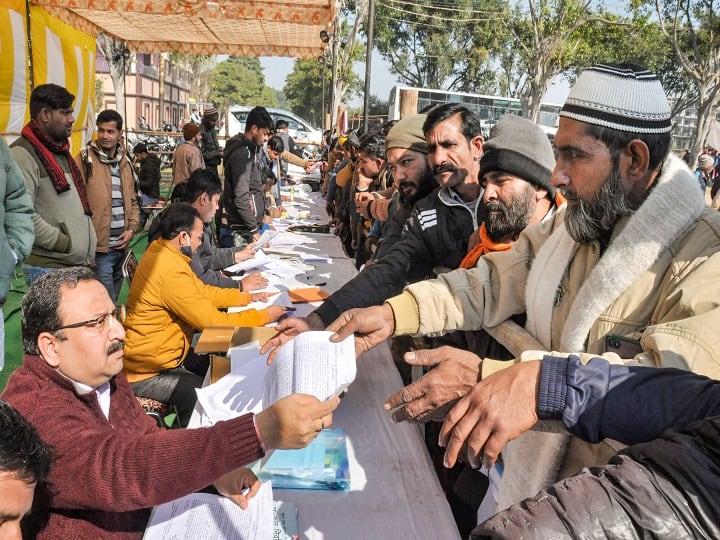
top-left (691, 92), bottom-right (720, 167)
top-left (96, 35), bottom-right (127, 125)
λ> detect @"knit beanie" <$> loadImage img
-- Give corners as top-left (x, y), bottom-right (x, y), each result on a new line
top-left (560, 63), bottom-right (671, 134)
top-left (698, 154), bottom-right (715, 169)
top-left (385, 114), bottom-right (428, 154)
top-left (480, 114), bottom-right (556, 196)
top-left (203, 106), bottom-right (219, 120)
top-left (183, 123), bottom-right (201, 140)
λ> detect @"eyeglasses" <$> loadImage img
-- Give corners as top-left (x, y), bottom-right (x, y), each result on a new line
top-left (55, 310), bottom-right (119, 332)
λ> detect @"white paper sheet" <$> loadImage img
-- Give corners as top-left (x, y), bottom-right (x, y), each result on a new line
top-left (142, 482), bottom-right (274, 540)
top-left (194, 333), bottom-right (356, 424)
top-left (224, 250), bottom-right (272, 273)
top-left (263, 331), bottom-right (356, 406)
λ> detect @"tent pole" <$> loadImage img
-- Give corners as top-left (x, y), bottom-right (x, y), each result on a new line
top-left (25, 0), bottom-right (35, 90)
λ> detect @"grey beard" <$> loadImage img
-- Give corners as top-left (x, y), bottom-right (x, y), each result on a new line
top-left (563, 166), bottom-right (634, 244)
top-left (485, 185), bottom-right (536, 242)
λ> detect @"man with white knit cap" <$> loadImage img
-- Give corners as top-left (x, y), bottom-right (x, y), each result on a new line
top-left (323, 63), bottom-right (720, 514)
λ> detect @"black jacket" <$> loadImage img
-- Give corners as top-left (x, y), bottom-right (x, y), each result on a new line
top-left (222, 134), bottom-right (265, 234)
top-left (314, 187), bottom-right (486, 325)
top-left (200, 122), bottom-right (222, 168)
top-left (137, 153), bottom-right (161, 199)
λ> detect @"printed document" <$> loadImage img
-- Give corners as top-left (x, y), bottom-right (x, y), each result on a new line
top-left (142, 481), bottom-right (273, 539)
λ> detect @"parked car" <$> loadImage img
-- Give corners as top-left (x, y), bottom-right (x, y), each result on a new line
top-left (226, 106), bottom-right (323, 144)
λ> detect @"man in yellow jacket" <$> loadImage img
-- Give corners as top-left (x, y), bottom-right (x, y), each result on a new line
top-left (123, 202), bottom-right (285, 424)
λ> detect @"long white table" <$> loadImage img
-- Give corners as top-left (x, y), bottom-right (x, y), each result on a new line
top-left (191, 192), bottom-right (461, 539)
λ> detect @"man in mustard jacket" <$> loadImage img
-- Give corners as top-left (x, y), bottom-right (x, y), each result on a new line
top-left (123, 203), bottom-right (285, 424)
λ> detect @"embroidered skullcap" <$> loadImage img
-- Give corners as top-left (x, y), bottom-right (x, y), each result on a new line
top-left (560, 63), bottom-right (671, 134)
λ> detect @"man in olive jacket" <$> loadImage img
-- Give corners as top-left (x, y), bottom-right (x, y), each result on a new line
top-left (9, 83), bottom-right (96, 287)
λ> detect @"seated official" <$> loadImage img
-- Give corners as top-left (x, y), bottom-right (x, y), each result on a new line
top-left (1, 267), bottom-right (339, 539)
top-left (150, 169), bottom-right (267, 292)
top-left (123, 203), bottom-right (285, 424)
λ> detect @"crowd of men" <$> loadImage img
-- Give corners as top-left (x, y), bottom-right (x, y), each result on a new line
top-left (2, 62), bottom-right (720, 539)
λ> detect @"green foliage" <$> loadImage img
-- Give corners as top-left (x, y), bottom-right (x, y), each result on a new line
top-left (208, 57), bottom-right (278, 110)
top-left (284, 59), bottom-right (328, 126)
top-left (285, 51), bottom-right (362, 126)
top-left (274, 89), bottom-right (291, 109)
top-left (373, 0), bottom-right (509, 90)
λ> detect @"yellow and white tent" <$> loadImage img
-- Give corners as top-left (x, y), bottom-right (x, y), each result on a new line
top-left (1, 0), bottom-right (96, 150)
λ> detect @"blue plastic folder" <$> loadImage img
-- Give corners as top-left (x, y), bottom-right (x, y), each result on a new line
top-left (262, 429), bottom-right (350, 490)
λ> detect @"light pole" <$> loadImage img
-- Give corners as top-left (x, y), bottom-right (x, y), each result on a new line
top-left (318, 52), bottom-right (332, 130)
top-left (362, 0), bottom-right (375, 132)
top-left (321, 19), bottom-right (341, 136)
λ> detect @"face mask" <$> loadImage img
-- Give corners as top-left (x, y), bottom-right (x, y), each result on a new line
top-left (179, 233), bottom-right (193, 257)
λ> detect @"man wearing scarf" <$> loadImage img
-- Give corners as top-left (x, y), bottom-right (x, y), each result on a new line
top-left (459, 114), bottom-right (565, 269)
top-left (9, 83), bottom-right (96, 286)
top-left (78, 109), bottom-right (140, 302)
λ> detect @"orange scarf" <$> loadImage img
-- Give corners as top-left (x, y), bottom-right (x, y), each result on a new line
top-left (459, 191), bottom-right (566, 269)
top-left (459, 224), bottom-right (513, 269)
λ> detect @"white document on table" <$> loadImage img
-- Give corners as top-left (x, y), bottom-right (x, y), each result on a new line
top-left (142, 482), bottom-right (274, 540)
top-left (224, 250), bottom-right (272, 274)
top-left (195, 333), bottom-right (356, 424)
top-left (260, 259), bottom-right (305, 278)
top-left (270, 231), bottom-right (315, 247)
top-left (228, 291), bottom-right (292, 314)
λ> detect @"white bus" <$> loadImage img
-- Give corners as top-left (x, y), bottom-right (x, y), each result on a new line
top-left (387, 86), bottom-right (560, 135)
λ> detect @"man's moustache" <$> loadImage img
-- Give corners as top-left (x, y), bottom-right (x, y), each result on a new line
top-left (433, 163), bottom-right (457, 175)
top-left (107, 341), bottom-right (125, 355)
top-left (558, 187), bottom-right (577, 201)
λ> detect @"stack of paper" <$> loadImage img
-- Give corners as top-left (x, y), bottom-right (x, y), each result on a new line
top-left (195, 332), bottom-right (357, 424)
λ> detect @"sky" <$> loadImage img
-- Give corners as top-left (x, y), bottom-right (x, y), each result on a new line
top-left (260, 53), bottom-right (571, 109)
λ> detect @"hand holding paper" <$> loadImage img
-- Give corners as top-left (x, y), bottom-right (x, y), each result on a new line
top-left (255, 393), bottom-right (340, 450)
top-left (214, 467), bottom-right (261, 510)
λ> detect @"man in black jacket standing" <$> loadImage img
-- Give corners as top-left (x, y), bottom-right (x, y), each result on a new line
top-left (133, 143), bottom-right (161, 212)
top-left (219, 106), bottom-right (273, 247)
top-left (200, 107), bottom-right (223, 180)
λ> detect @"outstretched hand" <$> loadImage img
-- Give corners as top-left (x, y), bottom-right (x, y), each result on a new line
top-left (256, 393), bottom-right (341, 450)
top-left (439, 360), bottom-right (541, 469)
top-left (326, 305), bottom-right (395, 358)
top-left (384, 346), bottom-right (482, 423)
top-left (260, 313), bottom-right (324, 363)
